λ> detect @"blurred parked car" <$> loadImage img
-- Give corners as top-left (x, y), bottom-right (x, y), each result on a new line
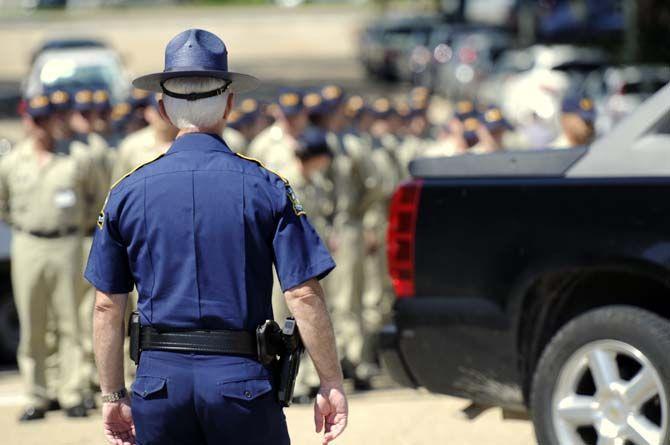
top-left (587, 65), bottom-right (670, 134)
top-left (432, 27), bottom-right (513, 99)
top-left (29, 37), bottom-right (107, 64)
top-left (489, 45), bottom-right (609, 126)
top-left (408, 22), bottom-right (485, 89)
top-left (23, 43), bottom-right (130, 103)
top-left (359, 16), bottom-right (443, 81)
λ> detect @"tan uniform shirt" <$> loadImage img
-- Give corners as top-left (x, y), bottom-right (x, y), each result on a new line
top-left (0, 138), bottom-right (103, 232)
top-left (327, 131), bottom-right (382, 229)
top-left (111, 126), bottom-right (169, 184)
top-left (247, 124), bottom-right (297, 174)
top-left (396, 135), bottom-right (427, 179)
top-left (222, 127), bottom-right (247, 155)
top-left (291, 169), bottom-right (334, 240)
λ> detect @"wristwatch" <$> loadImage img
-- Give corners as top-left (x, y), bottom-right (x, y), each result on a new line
top-left (101, 388), bottom-right (128, 403)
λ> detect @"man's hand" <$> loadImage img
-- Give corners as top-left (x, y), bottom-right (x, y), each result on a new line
top-left (102, 397), bottom-right (135, 445)
top-left (314, 382), bottom-right (348, 444)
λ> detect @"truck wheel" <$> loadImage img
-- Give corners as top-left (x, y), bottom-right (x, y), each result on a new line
top-left (531, 306), bottom-right (670, 445)
top-left (0, 295), bottom-right (19, 362)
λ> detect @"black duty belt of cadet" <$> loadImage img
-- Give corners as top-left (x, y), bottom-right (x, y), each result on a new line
top-left (139, 326), bottom-right (258, 356)
top-left (15, 226), bottom-right (79, 239)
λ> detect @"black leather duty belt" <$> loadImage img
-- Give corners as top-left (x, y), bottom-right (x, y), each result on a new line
top-left (140, 327), bottom-right (258, 356)
top-left (16, 226), bottom-right (79, 238)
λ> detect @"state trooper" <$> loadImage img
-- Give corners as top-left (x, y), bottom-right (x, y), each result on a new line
top-left (247, 88), bottom-right (307, 173)
top-left (86, 29), bottom-right (347, 445)
top-left (552, 95), bottom-right (597, 149)
top-left (0, 94), bottom-right (102, 421)
top-left (223, 98), bottom-right (263, 155)
top-left (111, 95), bottom-right (178, 184)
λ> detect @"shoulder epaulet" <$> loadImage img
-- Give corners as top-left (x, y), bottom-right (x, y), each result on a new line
top-left (110, 153), bottom-right (165, 191)
top-left (234, 153), bottom-right (289, 185)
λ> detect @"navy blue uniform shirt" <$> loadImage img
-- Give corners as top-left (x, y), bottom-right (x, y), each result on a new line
top-left (85, 132), bottom-right (335, 331)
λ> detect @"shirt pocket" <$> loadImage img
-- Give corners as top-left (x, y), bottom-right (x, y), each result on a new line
top-left (132, 376), bottom-right (168, 400)
top-left (218, 378), bottom-right (273, 401)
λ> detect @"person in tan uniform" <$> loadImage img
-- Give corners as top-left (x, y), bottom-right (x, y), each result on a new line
top-left (358, 98), bottom-right (405, 382)
top-left (309, 87), bottom-right (384, 388)
top-left (247, 89), bottom-right (307, 172)
top-left (0, 95), bottom-right (103, 421)
top-left (395, 92), bottom-right (432, 178)
top-left (61, 86), bottom-right (120, 405)
top-left (551, 95), bottom-right (597, 149)
top-left (272, 128), bottom-right (336, 402)
top-left (223, 98), bottom-right (264, 155)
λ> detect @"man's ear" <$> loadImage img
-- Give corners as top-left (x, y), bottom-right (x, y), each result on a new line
top-left (224, 93), bottom-right (235, 120)
top-left (157, 99), bottom-right (174, 125)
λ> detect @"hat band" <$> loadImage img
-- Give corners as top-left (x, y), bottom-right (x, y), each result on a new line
top-left (160, 80), bottom-right (232, 102)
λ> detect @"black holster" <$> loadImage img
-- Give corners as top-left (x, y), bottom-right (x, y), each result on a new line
top-left (256, 318), bottom-right (305, 407)
top-left (129, 311), bottom-right (141, 365)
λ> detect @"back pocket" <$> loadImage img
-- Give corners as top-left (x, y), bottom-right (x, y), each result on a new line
top-left (218, 378), bottom-right (273, 401)
top-left (132, 376), bottom-right (168, 400)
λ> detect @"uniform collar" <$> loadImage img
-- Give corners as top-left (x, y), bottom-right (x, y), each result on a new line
top-left (167, 132), bottom-right (233, 155)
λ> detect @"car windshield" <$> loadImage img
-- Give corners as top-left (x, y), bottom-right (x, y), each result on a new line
top-left (39, 58), bottom-right (119, 90)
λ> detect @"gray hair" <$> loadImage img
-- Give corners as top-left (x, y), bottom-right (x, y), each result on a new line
top-left (162, 77), bottom-right (230, 130)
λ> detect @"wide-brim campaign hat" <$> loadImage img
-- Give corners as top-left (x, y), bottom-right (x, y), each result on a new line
top-left (133, 29), bottom-right (259, 95)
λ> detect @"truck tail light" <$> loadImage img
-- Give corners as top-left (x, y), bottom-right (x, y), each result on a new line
top-left (387, 179), bottom-right (422, 298)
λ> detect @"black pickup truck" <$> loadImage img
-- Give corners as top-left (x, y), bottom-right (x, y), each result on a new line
top-left (381, 85), bottom-right (670, 445)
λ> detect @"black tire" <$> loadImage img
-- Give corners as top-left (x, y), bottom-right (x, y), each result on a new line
top-left (0, 294), bottom-right (19, 363)
top-left (531, 306), bottom-right (670, 445)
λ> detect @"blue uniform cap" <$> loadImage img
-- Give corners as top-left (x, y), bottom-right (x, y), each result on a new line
top-left (454, 100), bottom-right (477, 121)
top-left (345, 95), bottom-right (368, 119)
top-left (296, 127), bottom-right (332, 160)
top-left (73, 88), bottom-right (95, 112)
top-left (129, 88), bottom-right (153, 109)
top-left (371, 97), bottom-right (393, 119)
top-left (228, 98), bottom-right (259, 129)
top-left (463, 116), bottom-right (480, 144)
top-left (303, 90), bottom-right (327, 116)
top-left (482, 106), bottom-right (513, 132)
top-left (277, 89), bottom-right (304, 116)
top-left (320, 85), bottom-right (345, 112)
top-left (562, 95), bottom-right (596, 123)
top-left (92, 89), bottom-right (112, 112)
top-left (25, 94), bottom-right (52, 118)
top-left (47, 88), bottom-right (72, 112)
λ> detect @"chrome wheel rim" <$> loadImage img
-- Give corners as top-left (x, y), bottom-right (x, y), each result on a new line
top-left (552, 340), bottom-right (668, 445)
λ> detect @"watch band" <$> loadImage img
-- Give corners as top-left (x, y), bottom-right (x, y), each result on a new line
top-left (101, 388), bottom-right (128, 403)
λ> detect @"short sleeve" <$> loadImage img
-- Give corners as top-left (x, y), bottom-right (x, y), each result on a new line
top-left (84, 192), bottom-right (134, 294)
top-left (272, 182), bottom-right (335, 292)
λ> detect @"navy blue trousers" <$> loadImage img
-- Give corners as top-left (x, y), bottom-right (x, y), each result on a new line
top-left (131, 351), bottom-right (290, 445)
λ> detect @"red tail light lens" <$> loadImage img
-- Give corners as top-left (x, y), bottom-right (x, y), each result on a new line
top-left (387, 180), bottom-right (422, 298)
